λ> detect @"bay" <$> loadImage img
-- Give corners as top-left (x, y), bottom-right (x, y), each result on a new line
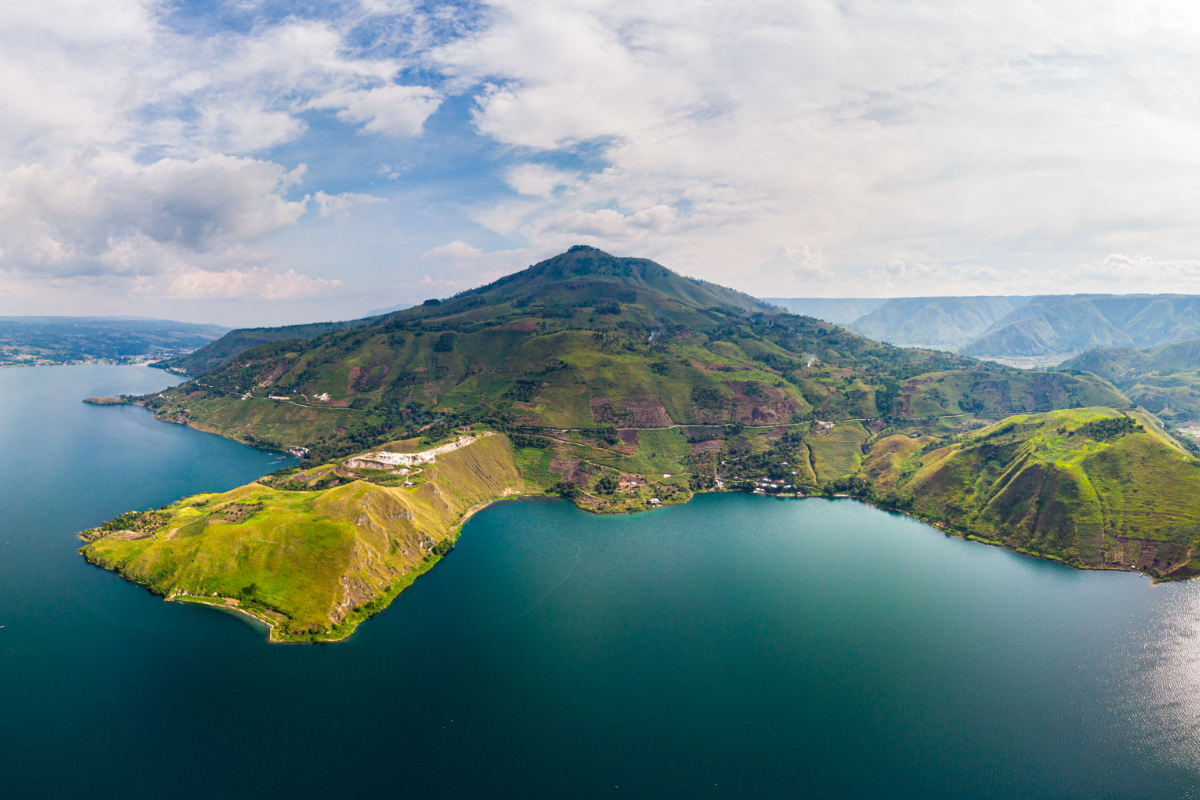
top-left (2, 365), bottom-right (1199, 798)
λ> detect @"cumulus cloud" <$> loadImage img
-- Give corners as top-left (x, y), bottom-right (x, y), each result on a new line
top-left (544, 205), bottom-right (686, 239)
top-left (0, 155), bottom-right (309, 278)
top-left (308, 85), bottom-right (443, 137)
top-left (505, 164), bottom-right (577, 197)
top-left (419, 241), bottom-right (539, 290)
top-left (0, 6), bottom-right (441, 163)
top-left (134, 265), bottom-right (343, 301)
top-left (428, 0), bottom-right (1200, 295)
top-left (1070, 254), bottom-right (1200, 293)
top-left (15, 0), bottom-right (1200, 312)
top-left (765, 246), bottom-right (833, 282)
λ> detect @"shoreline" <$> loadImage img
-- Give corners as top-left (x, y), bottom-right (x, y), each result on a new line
top-left (97, 482), bottom-right (1171, 647)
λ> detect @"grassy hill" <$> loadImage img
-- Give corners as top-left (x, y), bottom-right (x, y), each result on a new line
top-left (1059, 338), bottom-right (1200, 424)
top-left (154, 318), bottom-right (378, 376)
top-left (81, 432), bottom-right (524, 641)
top-left (866, 408), bottom-right (1200, 579)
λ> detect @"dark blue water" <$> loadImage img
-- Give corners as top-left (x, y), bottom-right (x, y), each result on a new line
top-left (3, 366), bottom-right (1200, 798)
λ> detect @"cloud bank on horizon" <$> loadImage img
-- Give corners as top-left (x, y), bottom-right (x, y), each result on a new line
top-left (4, 0), bottom-right (1200, 324)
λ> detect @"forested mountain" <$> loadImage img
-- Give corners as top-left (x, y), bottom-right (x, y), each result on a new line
top-left (135, 246), bottom-right (1123, 460)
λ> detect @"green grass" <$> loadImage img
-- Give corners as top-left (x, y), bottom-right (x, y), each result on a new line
top-left (809, 422), bottom-right (868, 481)
top-left (82, 434), bottom-right (524, 642)
top-left (896, 407), bottom-right (1200, 578)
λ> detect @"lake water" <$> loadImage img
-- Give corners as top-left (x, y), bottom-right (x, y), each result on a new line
top-left (4, 366), bottom-right (1200, 798)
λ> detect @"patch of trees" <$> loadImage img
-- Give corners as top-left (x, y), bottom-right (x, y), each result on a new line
top-left (1075, 415), bottom-right (1142, 442)
top-left (595, 474), bottom-right (619, 494)
top-left (510, 433), bottom-right (546, 449)
top-left (505, 379), bottom-right (541, 402)
top-left (692, 385), bottom-right (727, 409)
top-left (81, 509), bottom-right (168, 541)
top-left (552, 480), bottom-right (582, 500)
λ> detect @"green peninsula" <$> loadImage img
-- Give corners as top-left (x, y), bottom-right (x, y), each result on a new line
top-left (82, 433), bottom-right (522, 641)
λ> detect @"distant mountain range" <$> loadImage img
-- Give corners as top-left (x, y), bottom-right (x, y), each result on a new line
top-left (961, 295), bottom-right (1200, 357)
top-left (366, 302), bottom-right (414, 316)
top-left (763, 298), bottom-right (887, 325)
top-left (0, 316), bottom-right (228, 367)
top-left (768, 294), bottom-right (1200, 358)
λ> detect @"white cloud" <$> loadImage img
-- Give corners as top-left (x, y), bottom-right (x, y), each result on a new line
top-left (0, 7), bottom-right (441, 163)
top-left (313, 190), bottom-right (387, 219)
top-left (544, 205), bottom-right (683, 239)
top-left (765, 246), bottom-right (833, 282)
top-left (505, 164), bottom-right (576, 197)
top-left (419, 241), bottom-right (538, 289)
top-left (309, 84), bottom-right (442, 137)
top-left (429, 1), bottom-right (1200, 295)
top-left (135, 265), bottom-right (343, 301)
top-left (1071, 254), bottom-right (1200, 291)
top-left (0, 155), bottom-right (308, 278)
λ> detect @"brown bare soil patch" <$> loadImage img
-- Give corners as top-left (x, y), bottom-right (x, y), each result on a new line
top-left (618, 473), bottom-right (647, 489)
top-left (728, 381), bottom-right (799, 424)
top-left (549, 458), bottom-right (589, 487)
top-left (591, 397), bottom-right (674, 427)
top-left (111, 529), bottom-right (152, 541)
top-left (549, 458), bottom-right (578, 474)
top-left (507, 320), bottom-right (537, 331)
top-left (618, 428), bottom-right (640, 448)
top-left (516, 415), bottom-right (540, 426)
top-left (690, 439), bottom-right (722, 454)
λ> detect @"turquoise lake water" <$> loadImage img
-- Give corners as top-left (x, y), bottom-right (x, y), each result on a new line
top-left (3, 365), bottom-right (1200, 798)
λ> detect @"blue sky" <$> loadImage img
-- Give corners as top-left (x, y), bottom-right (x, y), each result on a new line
top-left (5, 0), bottom-right (1200, 325)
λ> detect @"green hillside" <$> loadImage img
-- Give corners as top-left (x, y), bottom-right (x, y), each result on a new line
top-left (133, 247), bottom-right (1125, 462)
top-left (1059, 338), bottom-right (1200, 423)
top-left (875, 408), bottom-right (1200, 578)
top-left (155, 318), bottom-right (378, 376)
top-left (81, 433), bottom-right (524, 641)
top-left (84, 247), bottom-right (1189, 642)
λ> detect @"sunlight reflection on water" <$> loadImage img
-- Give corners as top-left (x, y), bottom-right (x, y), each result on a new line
top-left (1109, 581), bottom-right (1200, 772)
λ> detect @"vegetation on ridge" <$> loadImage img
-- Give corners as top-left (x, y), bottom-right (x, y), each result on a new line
top-left (81, 247), bottom-right (1200, 642)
